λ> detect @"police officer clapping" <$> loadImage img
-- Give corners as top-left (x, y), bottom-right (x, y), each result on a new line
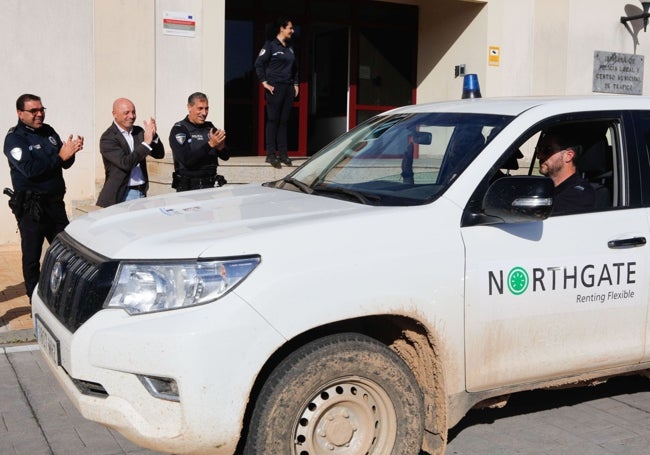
top-left (169, 92), bottom-right (230, 192)
top-left (3, 94), bottom-right (83, 300)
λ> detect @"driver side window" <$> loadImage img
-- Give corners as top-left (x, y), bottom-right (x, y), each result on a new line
top-left (493, 120), bottom-right (617, 214)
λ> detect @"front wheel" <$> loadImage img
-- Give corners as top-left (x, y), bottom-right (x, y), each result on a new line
top-left (244, 333), bottom-right (424, 454)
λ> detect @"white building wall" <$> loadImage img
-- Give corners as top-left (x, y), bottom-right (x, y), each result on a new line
top-left (0, 0), bottom-right (95, 244)
top-left (94, 0), bottom-right (158, 189)
top-left (484, 0), bottom-right (536, 97)
top-left (564, 0), bottom-right (649, 95)
top-left (417, 0), bottom-right (489, 102)
top-left (154, 0), bottom-right (225, 159)
top-left (418, 0), bottom-right (650, 100)
top-left (93, 0), bottom-right (156, 185)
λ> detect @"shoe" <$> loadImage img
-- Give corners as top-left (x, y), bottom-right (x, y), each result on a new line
top-left (266, 156), bottom-right (281, 169)
top-left (279, 157), bottom-right (292, 166)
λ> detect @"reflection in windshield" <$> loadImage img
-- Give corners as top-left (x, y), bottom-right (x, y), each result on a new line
top-left (284, 112), bottom-right (514, 206)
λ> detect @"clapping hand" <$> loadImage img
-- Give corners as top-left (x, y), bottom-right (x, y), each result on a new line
top-left (59, 134), bottom-right (84, 161)
top-left (143, 117), bottom-right (157, 145)
top-left (209, 127), bottom-right (226, 150)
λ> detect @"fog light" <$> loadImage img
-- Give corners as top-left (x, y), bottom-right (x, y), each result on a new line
top-left (138, 375), bottom-right (180, 402)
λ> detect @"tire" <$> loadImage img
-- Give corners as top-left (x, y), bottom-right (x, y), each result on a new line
top-left (244, 333), bottom-right (424, 455)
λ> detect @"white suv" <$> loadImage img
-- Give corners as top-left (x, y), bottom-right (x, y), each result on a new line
top-left (33, 96), bottom-right (650, 455)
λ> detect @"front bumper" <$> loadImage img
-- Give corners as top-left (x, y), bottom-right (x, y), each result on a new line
top-left (32, 287), bottom-right (285, 455)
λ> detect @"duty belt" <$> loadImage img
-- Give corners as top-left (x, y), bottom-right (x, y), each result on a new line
top-left (172, 172), bottom-right (225, 192)
top-left (3, 189), bottom-right (64, 222)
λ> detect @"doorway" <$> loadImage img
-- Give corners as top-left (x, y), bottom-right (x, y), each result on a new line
top-left (224, 0), bottom-right (418, 157)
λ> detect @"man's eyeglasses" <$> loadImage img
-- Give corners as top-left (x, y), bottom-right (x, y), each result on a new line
top-left (20, 107), bottom-right (46, 115)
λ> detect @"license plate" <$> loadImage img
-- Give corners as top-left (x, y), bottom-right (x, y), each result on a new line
top-left (35, 315), bottom-right (60, 366)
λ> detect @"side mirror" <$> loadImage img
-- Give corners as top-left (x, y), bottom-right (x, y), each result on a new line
top-left (483, 176), bottom-right (553, 223)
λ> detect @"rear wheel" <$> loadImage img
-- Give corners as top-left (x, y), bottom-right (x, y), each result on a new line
top-left (244, 333), bottom-right (424, 454)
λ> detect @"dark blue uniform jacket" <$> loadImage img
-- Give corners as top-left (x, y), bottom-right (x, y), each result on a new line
top-left (255, 38), bottom-right (299, 85)
top-left (169, 116), bottom-right (230, 178)
top-left (4, 121), bottom-right (72, 195)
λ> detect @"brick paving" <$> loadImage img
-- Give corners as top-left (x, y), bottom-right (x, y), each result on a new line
top-left (0, 345), bottom-right (163, 455)
top-left (445, 376), bottom-right (650, 454)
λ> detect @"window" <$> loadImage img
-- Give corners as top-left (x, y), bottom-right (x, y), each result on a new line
top-left (483, 119), bottom-right (619, 215)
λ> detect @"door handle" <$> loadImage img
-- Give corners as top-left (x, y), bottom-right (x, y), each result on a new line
top-left (607, 237), bottom-right (647, 249)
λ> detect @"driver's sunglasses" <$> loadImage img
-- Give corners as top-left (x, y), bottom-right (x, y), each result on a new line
top-left (20, 107), bottom-right (46, 115)
top-left (535, 144), bottom-right (567, 160)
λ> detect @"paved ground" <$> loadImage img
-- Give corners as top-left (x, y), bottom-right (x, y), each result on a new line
top-left (3, 242), bottom-right (650, 454)
top-left (445, 375), bottom-right (650, 454)
top-left (0, 244), bottom-right (34, 344)
top-left (2, 344), bottom-right (650, 455)
top-left (1, 344), bottom-right (163, 455)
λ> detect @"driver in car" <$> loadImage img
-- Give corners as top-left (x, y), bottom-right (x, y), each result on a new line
top-left (535, 126), bottom-right (595, 215)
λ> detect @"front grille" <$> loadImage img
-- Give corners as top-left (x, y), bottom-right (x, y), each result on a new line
top-left (38, 232), bottom-right (119, 333)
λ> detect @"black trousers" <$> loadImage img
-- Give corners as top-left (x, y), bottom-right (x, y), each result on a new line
top-left (265, 83), bottom-right (294, 158)
top-left (18, 199), bottom-right (69, 300)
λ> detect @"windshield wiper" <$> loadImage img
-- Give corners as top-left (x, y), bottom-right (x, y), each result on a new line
top-left (282, 176), bottom-right (314, 194)
top-left (312, 184), bottom-right (380, 205)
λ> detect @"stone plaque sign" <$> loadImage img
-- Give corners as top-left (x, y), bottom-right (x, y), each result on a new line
top-left (593, 51), bottom-right (644, 95)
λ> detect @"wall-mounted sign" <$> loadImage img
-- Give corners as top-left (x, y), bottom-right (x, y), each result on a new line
top-left (593, 51), bottom-right (644, 95)
top-left (163, 11), bottom-right (196, 37)
top-left (488, 46), bottom-right (500, 67)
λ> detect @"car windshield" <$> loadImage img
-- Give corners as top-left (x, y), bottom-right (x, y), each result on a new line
top-left (275, 112), bottom-right (514, 206)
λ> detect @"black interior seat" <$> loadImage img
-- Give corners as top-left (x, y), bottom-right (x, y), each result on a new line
top-left (577, 138), bottom-right (613, 209)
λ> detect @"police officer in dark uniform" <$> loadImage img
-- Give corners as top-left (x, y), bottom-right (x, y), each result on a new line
top-left (3, 94), bottom-right (83, 299)
top-left (255, 16), bottom-right (299, 168)
top-left (169, 92), bottom-right (229, 192)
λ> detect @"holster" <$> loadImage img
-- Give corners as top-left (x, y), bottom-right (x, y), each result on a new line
top-left (4, 187), bottom-right (26, 221)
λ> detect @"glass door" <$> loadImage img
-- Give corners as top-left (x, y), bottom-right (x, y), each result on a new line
top-left (224, 19), bottom-right (256, 156)
top-left (350, 2), bottom-right (418, 127)
top-left (307, 24), bottom-right (349, 154)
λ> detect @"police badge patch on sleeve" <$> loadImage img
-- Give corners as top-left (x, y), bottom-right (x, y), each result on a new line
top-left (10, 147), bottom-right (22, 161)
top-left (175, 133), bottom-right (187, 145)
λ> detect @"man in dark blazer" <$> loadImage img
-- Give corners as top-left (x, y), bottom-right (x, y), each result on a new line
top-left (96, 98), bottom-right (165, 207)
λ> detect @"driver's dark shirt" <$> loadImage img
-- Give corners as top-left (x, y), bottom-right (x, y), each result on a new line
top-left (552, 172), bottom-right (595, 215)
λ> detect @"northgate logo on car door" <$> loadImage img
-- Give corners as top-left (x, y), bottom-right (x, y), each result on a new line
top-left (486, 260), bottom-right (638, 304)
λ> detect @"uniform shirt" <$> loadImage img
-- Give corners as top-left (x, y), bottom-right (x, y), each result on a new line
top-left (552, 172), bottom-right (596, 216)
top-left (3, 120), bottom-right (72, 194)
top-left (169, 116), bottom-right (230, 178)
top-left (255, 38), bottom-right (299, 85)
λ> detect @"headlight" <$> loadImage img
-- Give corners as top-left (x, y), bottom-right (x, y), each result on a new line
top-left (105, 256), bottom-right (260, 315)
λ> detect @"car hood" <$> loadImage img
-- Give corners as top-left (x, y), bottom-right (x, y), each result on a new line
top-left (66, 184), bottom-right (370, 259)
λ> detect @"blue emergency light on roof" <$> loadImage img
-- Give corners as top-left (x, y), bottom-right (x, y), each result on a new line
top-left (461, 73), bottom-right (482, 99)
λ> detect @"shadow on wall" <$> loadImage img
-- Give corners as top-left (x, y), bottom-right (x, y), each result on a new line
top-left (417, 0), bottom-right (485, 87)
